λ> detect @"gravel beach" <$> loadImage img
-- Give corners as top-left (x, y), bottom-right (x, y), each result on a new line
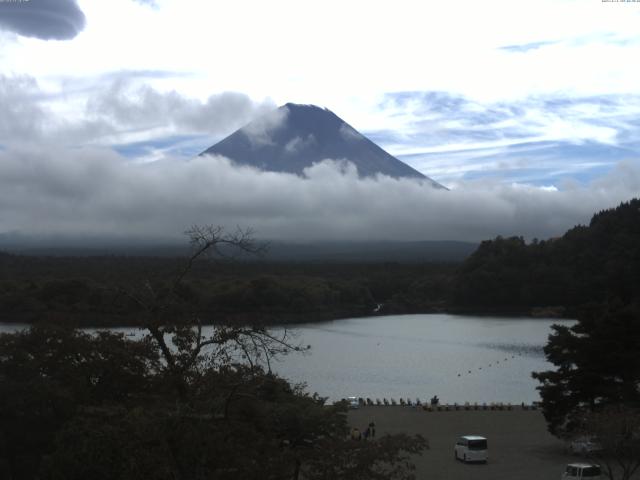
top-left (348, 406), bottom-right (574, 480)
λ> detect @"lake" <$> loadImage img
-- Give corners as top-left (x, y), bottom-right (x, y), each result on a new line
top-left (0, 314), bottom-right (572, 404)
top-left (268, 314), bottom-right (572, 404)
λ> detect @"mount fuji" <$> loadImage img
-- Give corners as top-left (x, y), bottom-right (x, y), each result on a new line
top-left (200, 103), bottom-right (445, 188)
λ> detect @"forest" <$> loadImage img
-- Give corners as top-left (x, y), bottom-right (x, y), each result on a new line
top-left (0, 198), bottom-right (638, 326)
top-left (0, 226), bottom-right (428, 480)
top-left (0, 254), bottom-right (455, 326)
top-left (1, 200), bottom-right (639, 479)
top-left (453, 198), bottom-right (640, 312)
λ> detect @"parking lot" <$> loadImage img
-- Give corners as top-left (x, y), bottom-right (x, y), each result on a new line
top-left (348, 406), bottom-right (581, 480)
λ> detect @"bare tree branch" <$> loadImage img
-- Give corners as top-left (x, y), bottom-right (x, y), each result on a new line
top-left (117, 224), bottom-right (304, 401)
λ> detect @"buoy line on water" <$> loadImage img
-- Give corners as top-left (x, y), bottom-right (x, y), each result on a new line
top-left (455, 352), bottom-right (524, 378)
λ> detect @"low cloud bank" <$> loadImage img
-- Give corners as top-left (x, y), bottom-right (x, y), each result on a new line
top-left (1, 146), bottom-right (638, 245)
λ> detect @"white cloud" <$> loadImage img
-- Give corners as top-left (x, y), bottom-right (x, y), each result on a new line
top-left (241, 105), bottom-right (289, 148)
top-left (0, 0), bottom-right (639, 191)
top-left (0, 73), bottom-right (274, 147)
top-left (339, 123), bottom-right (362, 142)
top-left (0, 145), bottom-right (637, 244)
top-left (284, 134), bottom-right (316, 154)
top-left (2, 0), bottom-right (639, 108)
top-left (375, 91), bottom-right (640, 184)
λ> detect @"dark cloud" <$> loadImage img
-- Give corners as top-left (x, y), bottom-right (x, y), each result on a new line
top-left (0, 75), bottom-right (47, 140)
top-left (0, 74), bottom-right (275, 148)
top-left (0, 0), bottom-right (85, 40)
top-left (84, 80), bottom-right (276, 138)
top-left (0, 145), bottom-right (637, 244)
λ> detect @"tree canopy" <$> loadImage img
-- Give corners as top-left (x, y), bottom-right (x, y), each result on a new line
top-left (532, 302), bottom-right (640, 436)
top-left (454, 198), bottom-right (640, 311)
top-left (582, 405), bottom-right (640, 480)
top-left (0, 226), bottom-right (427, 480)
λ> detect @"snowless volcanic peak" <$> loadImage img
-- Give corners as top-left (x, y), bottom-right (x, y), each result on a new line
top-left (200, 103), bottom-right (445, 187)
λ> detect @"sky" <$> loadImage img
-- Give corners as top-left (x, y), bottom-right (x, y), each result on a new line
top-left (0, 0), bottom-right (639, 243)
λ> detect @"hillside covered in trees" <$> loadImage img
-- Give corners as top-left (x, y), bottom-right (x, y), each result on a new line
top-left (0, 198), bottom-right (638, 325)
top-left (452, 198), bottom-right (640, 313)
top-left (0, 254), bottom-right (455, 326)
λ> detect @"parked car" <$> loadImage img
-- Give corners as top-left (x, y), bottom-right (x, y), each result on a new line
top-left (454, 435), bottom-right (488, 463)
top-left (568, 437), bottom-right (603, 456)
top-left (562, 463), bottom-right (601, 479)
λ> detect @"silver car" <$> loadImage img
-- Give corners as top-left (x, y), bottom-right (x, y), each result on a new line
top-left (562, 463), bottom-right (602, 479)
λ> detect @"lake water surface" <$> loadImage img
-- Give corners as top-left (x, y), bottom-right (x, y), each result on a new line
top-left (0, 314), bottom-right (573, 404)
top-left (268, 314), bottom-right (572, 404)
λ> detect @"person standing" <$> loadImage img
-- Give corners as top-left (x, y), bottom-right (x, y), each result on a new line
top-left (368, 421), bottom-right (376, 438)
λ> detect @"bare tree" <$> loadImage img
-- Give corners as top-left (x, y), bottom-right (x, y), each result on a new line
top-left (120, 225), bottom-right (305, 399)
top-left (582, 406), bottom-right (640, 480)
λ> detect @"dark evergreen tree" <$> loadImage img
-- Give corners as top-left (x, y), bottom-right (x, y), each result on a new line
top-left (453, 198), bottom-right (640, 311)
top-left (532, 302), bottom-right (640, 436)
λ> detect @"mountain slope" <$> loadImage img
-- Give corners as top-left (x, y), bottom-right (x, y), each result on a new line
top-left (200, 103), bottom-right (445, 187)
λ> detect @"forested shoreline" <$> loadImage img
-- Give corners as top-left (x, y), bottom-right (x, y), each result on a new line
top-left (0, 255), bottom-right (456, 326)
top-left (1, 200), bottom-right (638, 479)
top-left (1, 198), bottom-right (638, 326)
